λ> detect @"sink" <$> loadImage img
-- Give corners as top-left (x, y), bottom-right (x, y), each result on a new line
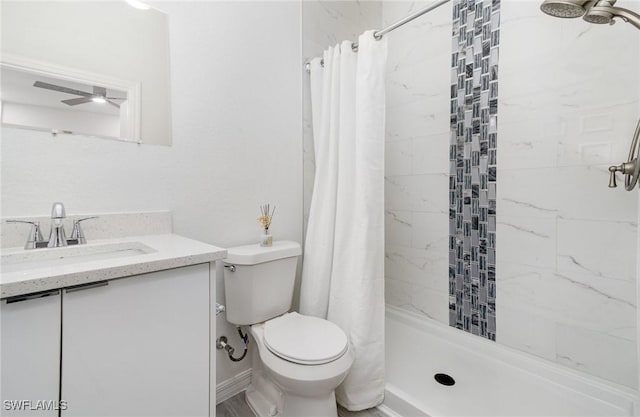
top-left (1, 242), bottom-right (156, 273)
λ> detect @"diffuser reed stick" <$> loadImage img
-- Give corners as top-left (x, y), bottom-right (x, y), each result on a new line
top-left (258, 204), bottom-right (275, 246)
top-left (257, 203), bottom-right (275, 230)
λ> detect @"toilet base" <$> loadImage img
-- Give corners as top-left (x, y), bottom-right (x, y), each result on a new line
top-left (245, 379), bottom-right (338, 417)
top-left (246, 337), bottom-right (341, 417)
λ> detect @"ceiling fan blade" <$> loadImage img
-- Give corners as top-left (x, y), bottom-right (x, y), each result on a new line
top-left (105, 96), bottom-right (127, 101)
top-left (93, 86), bottom-right (107, 96)
top-left (107, 99), bottom-right (121, 109)
top-left (33, 81), bottom-right (92, 97)
top-left (61, 97), bottom-right (94, 106)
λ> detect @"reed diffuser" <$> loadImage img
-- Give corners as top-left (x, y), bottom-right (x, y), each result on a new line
top-left (257, 203), bottom-right (275, 246)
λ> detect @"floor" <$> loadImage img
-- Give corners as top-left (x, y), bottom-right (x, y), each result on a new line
top-left (216, 392), bottom-right (388, 417)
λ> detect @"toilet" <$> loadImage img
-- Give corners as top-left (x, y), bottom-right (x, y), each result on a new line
top-left (223, 241), bottom-right (353, 417)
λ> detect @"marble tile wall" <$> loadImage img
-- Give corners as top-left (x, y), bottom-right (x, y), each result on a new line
top-left (383, 0), bottom-right (452, 325)
top-left (383, 0), bottom-right (640, 388)
top-left (497, 0), bottom-right (639, 388)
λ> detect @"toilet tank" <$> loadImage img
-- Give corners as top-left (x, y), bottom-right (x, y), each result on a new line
top-left (223, 241), bottom-right (301, 326)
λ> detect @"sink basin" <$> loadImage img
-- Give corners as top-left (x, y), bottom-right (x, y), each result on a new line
top-left (1, 242), bottom-right (156, 273)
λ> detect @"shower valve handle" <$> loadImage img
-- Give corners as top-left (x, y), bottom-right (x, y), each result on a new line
top-left (608, 165), bottom-right (619, 188)
top-left (609, 118), bottom-right (640, 190)
top-left (608, 161), bottom-right (635, 188)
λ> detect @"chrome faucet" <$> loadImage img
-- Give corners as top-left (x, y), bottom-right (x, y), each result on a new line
top-left (5, 202), bottom-right (98, 249)
top-left (48, 202), bottom-right (68, 248)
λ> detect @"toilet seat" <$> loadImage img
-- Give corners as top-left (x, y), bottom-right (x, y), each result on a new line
top-left (263, 312), bottom-right (348, 365)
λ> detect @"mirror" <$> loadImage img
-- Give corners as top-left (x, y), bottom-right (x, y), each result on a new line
top-left (0, 1), bottom-right (172, 146)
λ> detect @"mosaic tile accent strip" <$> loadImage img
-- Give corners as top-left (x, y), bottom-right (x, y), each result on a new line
top-left (449, 0), bottom-right (499, 341)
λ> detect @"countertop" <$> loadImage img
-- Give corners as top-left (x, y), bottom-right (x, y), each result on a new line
top-left (1, 234), bottom-right (226, 299)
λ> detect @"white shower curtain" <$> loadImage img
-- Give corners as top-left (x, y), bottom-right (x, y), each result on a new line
top-left (300, 31), bottom-right (387, 411)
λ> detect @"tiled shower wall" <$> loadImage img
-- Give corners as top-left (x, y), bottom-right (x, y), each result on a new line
top-left (383, 0), bottom-right (639, 388)
top-left (496, 0), bottom-right (639, 388)
top-left (448, 0), bottom-right (500, 339)
top-left (383, 1), bottom-right (452, 325)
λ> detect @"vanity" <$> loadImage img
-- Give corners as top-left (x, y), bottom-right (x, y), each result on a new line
top-left (1, 210), bottom-right (226, 416)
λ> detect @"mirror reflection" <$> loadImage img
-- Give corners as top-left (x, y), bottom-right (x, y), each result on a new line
top-left (1, 1), bottom-right (172, 145)
top-left (2, 66), bottom-right (131, 140)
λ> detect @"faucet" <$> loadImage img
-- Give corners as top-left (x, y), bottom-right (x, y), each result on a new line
top-left (48, 202), bottom-right (68, 247)
top-left (5, 202), bottom-right (98, 250)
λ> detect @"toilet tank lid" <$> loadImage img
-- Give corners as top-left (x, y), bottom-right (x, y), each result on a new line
top-left (225, 240), bottom-right (301, 265)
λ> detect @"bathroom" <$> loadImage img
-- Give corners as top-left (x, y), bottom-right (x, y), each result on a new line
top-left (1, 0), bottom-right (639, 416)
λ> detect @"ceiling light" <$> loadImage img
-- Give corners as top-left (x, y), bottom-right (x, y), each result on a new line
top-left (92, 96), bottom-right (107, 104)
top-left (125, 0), bottom-right (150, 10)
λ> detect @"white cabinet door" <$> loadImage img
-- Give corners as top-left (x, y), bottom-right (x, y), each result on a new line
top-left (1, 291), bottom-right (61, 417)
top-left (61, 264), bottom-right (210, 417)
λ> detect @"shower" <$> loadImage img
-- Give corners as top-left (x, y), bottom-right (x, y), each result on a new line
top-left (540, 0), bottom-right (640, 29)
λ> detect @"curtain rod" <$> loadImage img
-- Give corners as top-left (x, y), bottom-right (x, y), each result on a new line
top-left (304, 0), bottom-right (451, 73)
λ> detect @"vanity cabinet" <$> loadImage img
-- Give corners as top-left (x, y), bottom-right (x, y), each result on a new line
top-left (61, 263), bottom-right (211, 417)
top-left (1, 263), bottom-right (212, 417)
top-left (1, 291), bottom-right (61, 417)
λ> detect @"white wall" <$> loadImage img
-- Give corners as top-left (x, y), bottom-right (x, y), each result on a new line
top-left (0, 1), bottom-right (302, 386)
top-left (1, 101), bottom-right (120, 138)
top-left (2, 1), bottom-right (171, 145)
top-left (382, 0), bottom-right (640, 388)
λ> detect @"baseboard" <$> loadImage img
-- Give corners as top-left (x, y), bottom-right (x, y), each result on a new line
top-left (216, 368), bottom-right (252, 404)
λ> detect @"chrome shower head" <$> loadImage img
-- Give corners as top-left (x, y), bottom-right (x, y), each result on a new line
top-left (540, 0), bottom-right (594, 18)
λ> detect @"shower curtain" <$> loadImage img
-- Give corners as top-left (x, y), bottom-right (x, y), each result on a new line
top-left (300, 31), bottom-right (387, 411)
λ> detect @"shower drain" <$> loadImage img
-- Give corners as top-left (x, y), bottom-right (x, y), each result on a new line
top-left (434, 373), bottom-right (455, 386)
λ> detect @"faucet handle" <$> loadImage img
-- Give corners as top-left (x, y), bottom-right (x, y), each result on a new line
top-left (6, 220), bottom-right (44, 249)
top-left (70, 216), bottom-right (98, 244)
top-left (608, 165), bottom-right (621, 188)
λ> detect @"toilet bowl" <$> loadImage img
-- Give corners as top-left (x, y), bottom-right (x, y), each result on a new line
top-left (222, 241), bottom-right (353, 417)
top-left (246, 313), bottom-right (353, 417)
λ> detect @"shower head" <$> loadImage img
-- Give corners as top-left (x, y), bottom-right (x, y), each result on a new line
top-left (540, 0), bottom-right (640, 30)
top-left (539, 0), bottom-right (594, 18)
top-left (583, 9), bottom-right (614, 23)
top-left (583, 1), bottom-right (617, 23)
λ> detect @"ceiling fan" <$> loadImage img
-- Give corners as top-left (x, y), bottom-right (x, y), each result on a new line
top-left (33, 81), bottom-right (126, 108)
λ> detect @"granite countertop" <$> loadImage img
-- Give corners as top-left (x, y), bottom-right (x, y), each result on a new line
top-left (1, 234), bottom-right (226, 299)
